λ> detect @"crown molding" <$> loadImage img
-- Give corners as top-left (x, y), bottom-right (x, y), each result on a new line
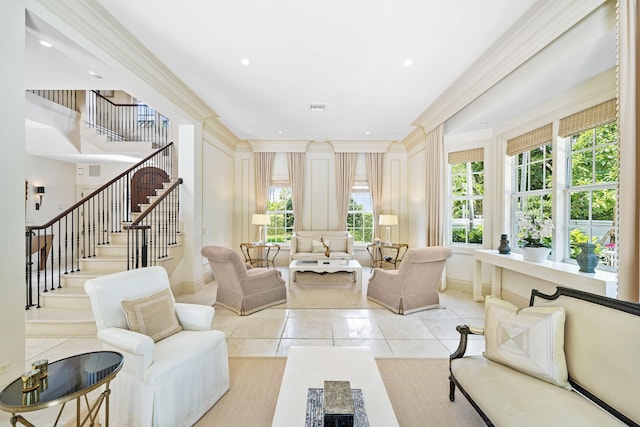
top-left (26, 0), bottom-right (237, 137)
top-left (329, 140), bottom-right (393, 153)
top-left (247, 140), bottom-right (312, 153)
top-left (401, 127), bottom-right (426, 152)
top-left (411, 0), bottom-right (608, 134)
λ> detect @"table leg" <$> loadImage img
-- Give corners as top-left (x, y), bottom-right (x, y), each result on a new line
top-left (473, 258), bottom-right (484, 302)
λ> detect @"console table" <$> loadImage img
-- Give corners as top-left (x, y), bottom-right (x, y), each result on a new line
top-left (473, 249), bottom-right (618, 302)
top-left (367, 243), bottom-right (408, 269)
top-left (0, 351), bottom-right (123, 427)
top-left (239, 242), bottom-right (280, 268)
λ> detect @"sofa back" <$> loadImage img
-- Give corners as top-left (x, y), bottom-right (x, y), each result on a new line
top-left (531, 287), bottom-right (640, 426)
top-left (291, 231), bottom-right (353, 256)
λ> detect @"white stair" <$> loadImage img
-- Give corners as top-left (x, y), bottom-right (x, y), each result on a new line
top-left (25, 185), bottom-right (184, 337)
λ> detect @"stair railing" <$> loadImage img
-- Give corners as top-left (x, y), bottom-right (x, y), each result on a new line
top-left (25, 143), bottom-right (176, 310)
top-left (86, 90), bottom-right (169, 146)
top-left (126, 178), bottom-right (183, 270)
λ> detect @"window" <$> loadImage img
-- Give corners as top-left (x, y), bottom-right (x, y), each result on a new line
top-left (347, 182), bottom-right (373, 243)
top-left (449, 150), bottom-right (484, 244)
top-left (266, 186), bottom-right (293, 243)
top-left (567, 122), bottom-right (618, 266)
top-left (511, 143), bottom-right (553, 247)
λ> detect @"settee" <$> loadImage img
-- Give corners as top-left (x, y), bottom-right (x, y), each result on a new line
top-left (289, 230), bottom-right (354, 261)
top-left (449, 286), bottom-right (640, 426)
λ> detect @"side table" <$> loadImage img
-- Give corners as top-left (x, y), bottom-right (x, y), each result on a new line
top-left (367, 243), bottom-right (408, 269)
top-left (0, 351), bottom-right (123, 427)
top-left (240, 242), bottom-right (281, 268)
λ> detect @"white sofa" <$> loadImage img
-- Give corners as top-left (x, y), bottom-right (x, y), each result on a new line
top-left (84, 266), bottom-right (230, 427)
top-left (449, 286), bottom-right (640, 426)
top-left (289, 230), bottom-right (354, 261)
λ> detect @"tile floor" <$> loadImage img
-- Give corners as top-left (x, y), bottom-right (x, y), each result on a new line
top-left (22, 268), bottom-right (487, 364)
top-left (3, 268), bottom-right (486, 426)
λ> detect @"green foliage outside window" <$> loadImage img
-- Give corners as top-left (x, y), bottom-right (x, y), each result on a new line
top-left (347, 191), bottom-right (373, 243)
top-left (450, 161), bottom-right (484, 244)
top-left (266, 187), bottom-right (293, 243)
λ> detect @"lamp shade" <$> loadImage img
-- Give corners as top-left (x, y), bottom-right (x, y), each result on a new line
top-left (378, 215), bottom-right (397, 226)
top-left (252, 214), bottom-right (270, 225)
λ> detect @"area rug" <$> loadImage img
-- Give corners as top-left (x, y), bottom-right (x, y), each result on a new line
top-left (194, 357), bottom-right (484, 427)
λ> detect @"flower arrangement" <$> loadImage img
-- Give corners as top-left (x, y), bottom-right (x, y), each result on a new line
top-left (517, 212), bottom-right (553, 248)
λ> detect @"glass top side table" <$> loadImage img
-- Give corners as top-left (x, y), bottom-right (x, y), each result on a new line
top-left (366, 243), bottom-right (409, 269)
top-left (0, 351), bottom-right (123, 427)
top-left (240, 242), bottom-right (281, 268)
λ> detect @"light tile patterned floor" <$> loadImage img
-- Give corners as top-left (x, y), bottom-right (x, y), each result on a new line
top-left (22, 268), bottom-right (486, 363)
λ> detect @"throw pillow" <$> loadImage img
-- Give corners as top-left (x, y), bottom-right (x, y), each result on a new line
top-left (328, 236), bottom-right (347, 252)
top-left (121, 288), bottom-right (183, 342)
top-left (312, 240), bottom-right (325, 253)
top-left (483, 296), bottom-right (570, 389)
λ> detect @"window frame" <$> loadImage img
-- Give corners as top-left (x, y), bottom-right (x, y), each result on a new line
top-left (448, 159), bottom-right (485, 246)
top-left (266, 185), bottom-right (294, 243)
top-left (347, 181), bottom-right (374, 244)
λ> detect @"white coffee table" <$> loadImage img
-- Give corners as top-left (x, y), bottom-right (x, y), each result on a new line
top-left (272, 346), bottom-right (399, 427)
top-left (288, 259), bottom-right (362, 291)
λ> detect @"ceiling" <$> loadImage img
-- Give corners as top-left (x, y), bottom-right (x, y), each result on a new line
top-left (24, 1), bottom-right (616, 146)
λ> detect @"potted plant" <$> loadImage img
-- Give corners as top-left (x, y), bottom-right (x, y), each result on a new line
top-left (516, 212), bottom-right (553, 262)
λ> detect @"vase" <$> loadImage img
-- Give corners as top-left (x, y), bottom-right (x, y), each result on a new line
top-left (498, 234), bottom-right (511, 254)
top-left (576, 242), bottom-right (599, 273)
top-left (521, 247), bottom-right (551, 262)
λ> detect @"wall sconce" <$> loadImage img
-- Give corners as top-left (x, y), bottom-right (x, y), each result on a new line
top-left (252, 213), bottom-right (270, 243)
top-left (378, 214), bottom-right (398, 245)
top-left (35, 186), bottom-right (45, 210)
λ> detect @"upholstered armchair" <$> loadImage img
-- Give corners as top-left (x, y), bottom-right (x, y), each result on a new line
top-left (84, 266), bottom-right (229, 427)
top-left (201, 245), bottom-right (287, 315)
top-left (366, 246), bottom-right (453, 314)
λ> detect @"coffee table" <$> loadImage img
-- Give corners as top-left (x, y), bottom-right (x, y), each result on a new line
top-left (272, 346), bottom-right (398, 427)
top-left (0, 351), bottom-right (123, 427)
top-left (288, 259), bottom-right (362, 291)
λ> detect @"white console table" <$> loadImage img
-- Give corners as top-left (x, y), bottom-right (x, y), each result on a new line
top-left (473, 249), bottom-right (618, 302)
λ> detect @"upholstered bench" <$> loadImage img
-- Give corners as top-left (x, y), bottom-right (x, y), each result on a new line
top-left (449, 287), bottom-right (640, 426)
top-left (289, 230), bottom-right (354, 261)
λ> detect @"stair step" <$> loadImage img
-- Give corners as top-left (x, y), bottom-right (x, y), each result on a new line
top-left (61, 269), bottom-right (122, 287)
top-left (25, 308), bottom-right (97, 337)
top-left (40, 287), bottom-right (91, 310)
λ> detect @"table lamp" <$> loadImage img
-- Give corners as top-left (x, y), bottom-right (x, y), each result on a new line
top-left (252, 214), bottom-right (270, 243)
top-left (378, 214), bottom-right (397, 245)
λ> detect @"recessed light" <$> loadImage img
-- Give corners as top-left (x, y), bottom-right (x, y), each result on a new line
top-left (278, 130), bottom-right (284, 135)
top-left (241, 58), bottom-right (251, 66)
top-left (39, 40), bottom-right (53, 48)
top-left (403, 58), bottom-right (413, 67)
top-left (365, 131), bottom-right (371, 135)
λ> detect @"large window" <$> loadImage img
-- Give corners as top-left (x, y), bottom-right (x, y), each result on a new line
top-left (567, 122), bottom-right (618, 266)
top-left (347, 182), bottom-right (373, 243)
top-left (511, 143), bottom-right (553, 248)
top-left (449, 151), bottom-right (484, 245)
top-left (266, 186), bottom-right (293, 243)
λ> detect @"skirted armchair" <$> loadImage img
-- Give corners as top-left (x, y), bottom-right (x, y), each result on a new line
top-left (367, 246), bottom-right (453, 315)
top-left (201, 245), bottom-right (287, 315)
top-left (84, 266), bottom-right (229, 427)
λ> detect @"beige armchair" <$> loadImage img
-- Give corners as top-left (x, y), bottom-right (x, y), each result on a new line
top-left (201, 245), bottom-right (287, 315)
top-left (366, 246), bottom-right (453, 314)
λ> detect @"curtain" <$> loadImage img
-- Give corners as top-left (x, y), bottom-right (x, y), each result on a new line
top-left (366, 153), bottom-right (384, 239)
top-left (617, 0), bottom-right (638, 302)
top-left (254, 152), bottom-right (273, 214)
top-left (335, 153), bottom-right (357, 231)
top-left (425, 124), bottom-right (445, 247)
top-left (287, 152), bottom-right (305, 231)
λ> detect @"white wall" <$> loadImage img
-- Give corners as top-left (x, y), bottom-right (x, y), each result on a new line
top-left (25, 154), bottom-right (78, 224)
top-left (0, 0), bottom-right (26, 388)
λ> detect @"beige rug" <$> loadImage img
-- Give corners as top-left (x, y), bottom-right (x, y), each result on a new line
top-left (195, 357), bottom-right (484, 427)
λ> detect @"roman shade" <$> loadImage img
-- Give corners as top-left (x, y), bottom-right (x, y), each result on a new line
top-left (448, 148), bottom-right (484, 164)
top-left (558, 98), bottom-right (617, 137)
top-left (506, 124), bottom-right (553, 156)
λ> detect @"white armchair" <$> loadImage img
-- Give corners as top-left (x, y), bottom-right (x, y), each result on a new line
top-left (84, 266), bottom-right (229, 427)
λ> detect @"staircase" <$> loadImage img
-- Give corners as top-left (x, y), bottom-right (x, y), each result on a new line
top-left (25, 183), bottom-right (184, 337)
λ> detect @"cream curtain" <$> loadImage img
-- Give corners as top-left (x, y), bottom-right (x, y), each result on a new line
top-left (254, 152), bottom-right (273, 214)
top-left (617, 0), bottom-right (639, 302)
top-left (366, 153), bottom-right (384, 239)
top-left (287, 152), bottom-right (305, 231)
top-left (335, 153), bottom-right (357, 231)
top-left (425, 124), bottom-right (445, 247)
